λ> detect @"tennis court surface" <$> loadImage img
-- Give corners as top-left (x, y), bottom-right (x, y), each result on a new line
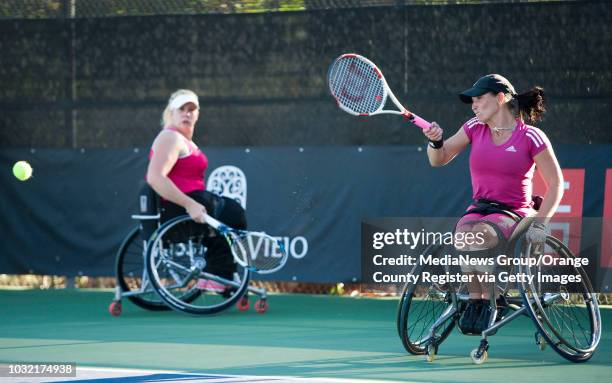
top-left (0, 289), bottom-right (610, 382)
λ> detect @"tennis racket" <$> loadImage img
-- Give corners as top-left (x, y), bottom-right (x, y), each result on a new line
top-left (204, 215), bottom-right (287, 274)
top-left (328, 53), bottom-right (431, 130)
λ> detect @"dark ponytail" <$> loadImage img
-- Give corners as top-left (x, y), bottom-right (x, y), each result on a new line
top-left (513, 86), bottom-right (546, 123)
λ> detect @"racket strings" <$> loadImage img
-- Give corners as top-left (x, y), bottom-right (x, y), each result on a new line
top-left (328, 56), bottom-right (386, 115)
top-left (230, 233), bottom-right (286, 273)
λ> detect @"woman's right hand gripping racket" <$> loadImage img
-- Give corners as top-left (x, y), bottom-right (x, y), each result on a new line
top-left (328, 53), bottom-right (431, 130)
top-left (204, 215), bottom-right (288, 274)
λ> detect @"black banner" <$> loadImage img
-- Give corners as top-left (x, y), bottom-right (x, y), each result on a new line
top-left (0, 144), bottom-right (610, 284)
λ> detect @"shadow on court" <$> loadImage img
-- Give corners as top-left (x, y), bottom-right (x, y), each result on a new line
top-left (0, 289), bottom-right (610, 382)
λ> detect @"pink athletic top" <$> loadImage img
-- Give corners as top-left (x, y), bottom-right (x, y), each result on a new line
top-left (148, 127), bottom-right (208, 194)
top-left (462, 117), bottom-right (550, 216)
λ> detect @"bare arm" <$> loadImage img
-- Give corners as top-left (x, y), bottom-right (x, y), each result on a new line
top-left (423, 123), bottom-right (471, 167)
top-left (532, 147), bottom-right (564, 222)
top-left (146, 132), bottom-right (207, 222)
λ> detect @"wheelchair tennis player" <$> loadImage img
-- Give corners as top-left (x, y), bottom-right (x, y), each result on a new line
top-left (147, 89), bottom-right (247, 288)
top-left (421, 74), bottom-right (563, 334)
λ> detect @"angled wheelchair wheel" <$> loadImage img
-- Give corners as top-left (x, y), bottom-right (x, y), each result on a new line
top-left (145, 215), bottom-right (250, 315)
top-left (517, 235), bottom-right (602, 362)
top-left (116, 226), bottom-right (169, 311)
top-left (397, 244), bottom-right (457, 355)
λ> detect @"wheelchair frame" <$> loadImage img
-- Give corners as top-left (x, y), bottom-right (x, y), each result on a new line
top-left (109, 185), bottom-right (270, 316)
top-left (396, 218), bottom-right (602, 364)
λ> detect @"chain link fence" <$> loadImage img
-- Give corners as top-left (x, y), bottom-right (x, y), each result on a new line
top-left (0, 0), bottom-right (576, 19)
top-left (1, 0), bottom-right (610, 148)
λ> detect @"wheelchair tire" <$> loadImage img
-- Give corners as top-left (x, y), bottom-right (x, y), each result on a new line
top-left (517, 235), bottom-right (601, 362)
top-left (397, 244), bottom-right (456, 355)
top-left (115, 226), bottom-right (170, 311)
top-left (145, 215), bottom-right (250, 315)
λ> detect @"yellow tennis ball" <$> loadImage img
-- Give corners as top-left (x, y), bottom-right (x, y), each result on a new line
top-left (12, 161), bottom-right (33, 181)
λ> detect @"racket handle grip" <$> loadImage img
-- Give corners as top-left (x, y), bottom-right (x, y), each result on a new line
top-left (408, 113), bottom-right (431, 130)
top-left (204, 214), bottom-right (222, 229)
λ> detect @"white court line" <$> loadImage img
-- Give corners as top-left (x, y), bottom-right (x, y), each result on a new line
top-left (1, 366), bottom-right (421, 383)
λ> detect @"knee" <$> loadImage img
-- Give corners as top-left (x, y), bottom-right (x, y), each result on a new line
top-left (455, 223), bottom-right (500, 251)
top-left (219, 198), bottom-right (247, 230)
top-left (472, 223), bottom-right (500, 250)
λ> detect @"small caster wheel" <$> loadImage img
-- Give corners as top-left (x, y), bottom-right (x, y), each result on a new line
top-left (425, 343), bottom-right (438, 362)
top-left (236, 296), bottom-right (250, 312)
top-left (535, 333), bottom-right (547, 351)
top-left (254, 299), bottom-right (269, 314)
top-left (471, 339), bottom-right (489, 365)
top-left (470, 348), bottom-right (488, 365)
top-left (109, 300), bottom-right (122, 317)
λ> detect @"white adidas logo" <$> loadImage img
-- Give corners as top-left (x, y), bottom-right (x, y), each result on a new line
top-left (505, 145), bottom-right (517, 152)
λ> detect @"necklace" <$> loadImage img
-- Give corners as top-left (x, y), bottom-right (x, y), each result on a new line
top-left (492, 125), bottom-right (515, 134)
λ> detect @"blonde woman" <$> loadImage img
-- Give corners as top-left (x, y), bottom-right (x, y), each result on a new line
top-left (147, 89), bottom-right (246, 289)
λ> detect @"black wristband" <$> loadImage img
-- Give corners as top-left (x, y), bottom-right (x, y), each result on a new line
top-left (428, 139), bottom-right (444, 149)
top-left (532, 222), bottom-right (546, 230)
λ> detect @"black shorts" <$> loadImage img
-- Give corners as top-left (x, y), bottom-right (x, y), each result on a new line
top-left (160, 190), bottom-right (247, 230)
top-left (159, 190), bottom-right (247, 279)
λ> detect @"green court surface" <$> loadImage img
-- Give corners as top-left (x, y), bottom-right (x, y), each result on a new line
top-left (0, 289), bottom-right (610, 382)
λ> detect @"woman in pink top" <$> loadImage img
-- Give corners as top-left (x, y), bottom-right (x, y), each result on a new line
top-left (422, 75), bottom-right (563, 333)
top-left (147, 89), bottom-right (246, 286)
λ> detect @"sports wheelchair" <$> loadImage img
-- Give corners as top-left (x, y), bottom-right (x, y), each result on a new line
top-left (108, 183), bottom-right (269, 316)
top-left (396, 216), bottom-right (602, 364)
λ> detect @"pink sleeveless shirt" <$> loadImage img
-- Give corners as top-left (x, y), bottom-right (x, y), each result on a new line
top-left (149, 127), bottom-right (208, 193)
top-left (462, 117), bottom-right (550, 216)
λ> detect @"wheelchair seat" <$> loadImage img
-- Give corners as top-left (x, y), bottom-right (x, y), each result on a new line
top-left (131, 182), bottom-right (161, 239)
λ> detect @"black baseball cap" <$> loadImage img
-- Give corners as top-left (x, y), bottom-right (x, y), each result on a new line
top-left (459, 74), bottom-right (517, 103)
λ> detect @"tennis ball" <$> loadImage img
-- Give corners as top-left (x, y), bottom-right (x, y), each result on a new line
top-left (12, 161), bottom-right (33, 181)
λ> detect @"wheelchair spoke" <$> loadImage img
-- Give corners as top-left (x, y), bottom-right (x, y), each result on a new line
top-left (162, 258), bottom-right (192, 274)
top-left (167, 268), bottom-right (184, 285)
top-left (145, 215), bottom-right (252, 315)
top-left (518, 235), bottom-right (601, 361)
top-left (547, 300), bottom-right (592, 348)
top-left (397, 247), bottom-right (458, 356)
top-left (115, 226), bottom-right (168, 311)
